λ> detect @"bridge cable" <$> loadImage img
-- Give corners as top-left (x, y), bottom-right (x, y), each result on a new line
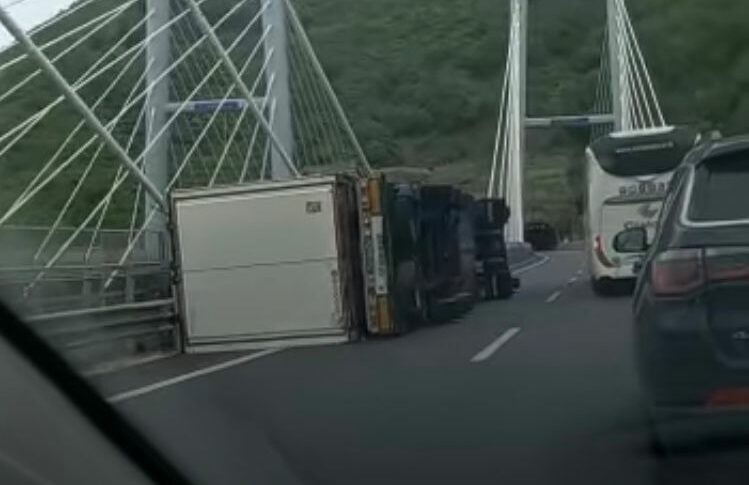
top-left (0, 0), bottom-right (105, 61)
top-left (33, 54), bottom-right (152, 263)
top-left (617, 0), bottom-right (665, 126)
top-left (183, 0), bottom-right (300, 177)
top-left (0, 0), bottom-right (132, 74)
top-left (208, 30), bottom-right (277, 186)
top-left (616, 0), bottom-right (648, 130)
top-left (617, 2), bottom-right (654, 127)
top-left (287, 24), bottom-right (339, 173)
top-left (11, 0), bottom-right (271, 291)
top-left (284, 0), bottom-right (372, 176)
top-left (0, 0), bottom-right (221, 222)
top-left (239, 73), bottom-right (277, 182)
top-left (488, 34), bottom-right (512, 199)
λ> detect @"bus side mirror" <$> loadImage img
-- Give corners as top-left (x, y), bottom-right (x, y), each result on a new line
top-left (613, 227), bottom-right (649, 253)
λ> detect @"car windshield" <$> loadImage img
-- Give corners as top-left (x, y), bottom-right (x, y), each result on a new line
top-left (2, 1), bottom-right (749, 484)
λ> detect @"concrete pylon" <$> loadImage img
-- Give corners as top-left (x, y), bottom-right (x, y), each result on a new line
top-left (144, 0), bottom-right (171, 260)
top-left (504, 0), bottom-right (527, 244)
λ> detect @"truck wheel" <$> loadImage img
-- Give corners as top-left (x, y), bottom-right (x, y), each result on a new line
top-left (499, 270), bottom-right (514, 299)
top-left (484, 272), bottom-right (513, 300)
top-left (483, 274), bottom-right (500, 300)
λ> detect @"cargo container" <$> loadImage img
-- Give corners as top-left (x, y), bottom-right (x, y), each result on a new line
top-left (170, 175), bottom-right (514, 351)
top-left (171, 176), bottom-right (366, 352)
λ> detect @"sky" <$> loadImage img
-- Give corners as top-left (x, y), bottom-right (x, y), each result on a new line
top-left (0, 0), bottom-right (77, 49)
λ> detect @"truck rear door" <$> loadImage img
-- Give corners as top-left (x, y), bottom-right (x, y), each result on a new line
top-left (172, 178), bottom-right (354, 351)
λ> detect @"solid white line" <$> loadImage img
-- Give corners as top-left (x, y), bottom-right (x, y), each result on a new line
top-left (107, 348), bottom-right (284, 403)
top-left (512, 255), bottom-right (550, 275)
top-left (546, 291), bottom-right (562, 303)
top-left (470, 327), bottom-right (521, 363)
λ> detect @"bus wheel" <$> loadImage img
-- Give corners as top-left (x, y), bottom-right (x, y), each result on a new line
top-left (591, 277), bottom-right (611, 297)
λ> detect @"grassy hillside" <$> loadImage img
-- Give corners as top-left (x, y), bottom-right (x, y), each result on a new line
top-left (1, 0), bottom-right (747, 233)
top-left (299, 0), bottom-right (749, 153)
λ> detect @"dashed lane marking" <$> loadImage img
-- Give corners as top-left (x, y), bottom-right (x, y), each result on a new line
top-left (471, 327), bottom-right (521, 363)
top-left (546, 290), bottom-right (562, 303)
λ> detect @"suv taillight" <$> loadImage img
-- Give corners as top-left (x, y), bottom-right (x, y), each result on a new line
top-left (652, 246), bottom-right (749, 296)
top-left (652, 249), bottom-right (704, 296)
top-left (705, 247), bottom-right (749, 283)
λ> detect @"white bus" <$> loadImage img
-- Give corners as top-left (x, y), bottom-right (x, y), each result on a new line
top-left (585, 126), bottom-right (699, 295)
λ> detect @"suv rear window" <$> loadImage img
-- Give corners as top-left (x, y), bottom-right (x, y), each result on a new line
top-left (689, 155), bottom-right (749, 222)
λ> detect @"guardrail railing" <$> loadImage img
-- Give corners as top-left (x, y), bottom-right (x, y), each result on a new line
top-left (26, 298), bottom-right (179, 373)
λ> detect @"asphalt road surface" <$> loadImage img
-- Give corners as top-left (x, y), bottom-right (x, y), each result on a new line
top-left (95, 250), bottom-right (749, 485)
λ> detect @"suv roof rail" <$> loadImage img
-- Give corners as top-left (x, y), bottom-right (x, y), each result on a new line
top-left (684, 134), bottom-right (749, 166)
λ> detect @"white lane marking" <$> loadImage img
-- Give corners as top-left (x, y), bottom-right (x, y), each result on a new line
top-left (512, 255), bottom-right (550, 275)
top-left (546, 291), bottom-right (562, 303)
top-left (567, 276), bottom-right (578, 285)
top-left (576, 269), bottom-right (583, 276)
top-left (471, 327), bottom-right (521, 363)
top-left (108, 348), bottom-right (284, 403)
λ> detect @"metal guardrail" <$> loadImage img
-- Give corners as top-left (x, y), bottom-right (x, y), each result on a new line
top-left (0, 263), bottom-right (172, 314)
top-left (27, 298), bottom-right (179, 371)
top-left (0, 239), bottom-right (176, 370)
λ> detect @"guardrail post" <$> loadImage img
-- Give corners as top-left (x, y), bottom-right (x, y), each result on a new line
top-left (82, 270), bottom-right (95, 308)
top-left (125, 266), bottom-right (135, 303)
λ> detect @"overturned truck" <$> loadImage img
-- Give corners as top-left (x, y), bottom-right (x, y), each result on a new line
top-left (170, 174), bottom-right (516, 352)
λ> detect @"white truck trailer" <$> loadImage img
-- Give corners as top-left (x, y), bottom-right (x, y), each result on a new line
top-left (171, 175), bottom-right (384, 352)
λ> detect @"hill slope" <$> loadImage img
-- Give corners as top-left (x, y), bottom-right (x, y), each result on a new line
top-left (297, 0), bottom-right (749, 232)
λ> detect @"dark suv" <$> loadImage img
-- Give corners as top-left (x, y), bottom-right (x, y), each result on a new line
top-left (621, 136), bottom-right (749, 449)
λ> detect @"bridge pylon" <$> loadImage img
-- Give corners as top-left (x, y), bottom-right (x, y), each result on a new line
top-left (488, 0), bottom-right (665, 243)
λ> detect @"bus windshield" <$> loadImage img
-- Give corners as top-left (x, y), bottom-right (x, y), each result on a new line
top-left (590, 127), bottom-right (699, 177)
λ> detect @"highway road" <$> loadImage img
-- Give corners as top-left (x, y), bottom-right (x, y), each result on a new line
top-left (94, 250), bottom-right (749, 485)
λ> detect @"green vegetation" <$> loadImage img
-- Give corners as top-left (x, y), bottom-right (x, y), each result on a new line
top-left (297, 0), bottom-right (749, 233)
top-left (2, 0), bottom-right (748, 233)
